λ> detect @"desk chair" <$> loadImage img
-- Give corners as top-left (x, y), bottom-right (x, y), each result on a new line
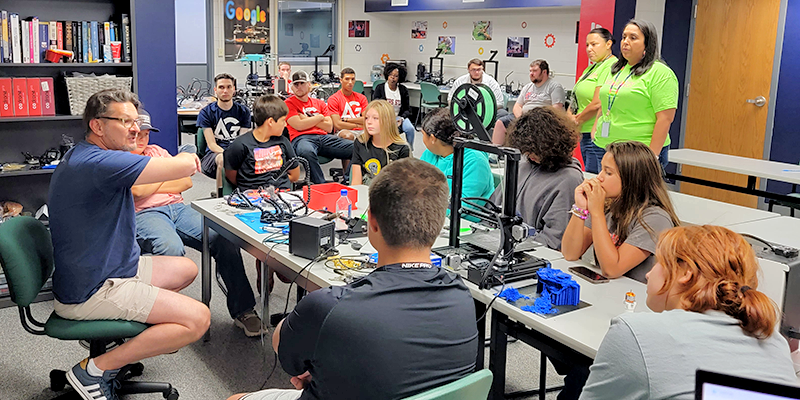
top-left (371, 79), bottom-right (386, 101)
top-left (353, 80), bottom-right (364, 94)
top-left (0, 216), bottom-right (179, 400)
top-left (195, 128), bottom-right (235, 196)
top-left (403, 369), bottom-right (493, 400)
top-left (416, 82), bottom-right (447, 126)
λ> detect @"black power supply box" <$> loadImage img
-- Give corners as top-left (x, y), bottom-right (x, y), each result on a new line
top-left (290, 217), bottom-right (335, 260)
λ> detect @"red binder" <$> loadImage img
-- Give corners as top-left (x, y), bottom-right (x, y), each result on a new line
top-left (0, 78), bottom-right (13, 117)
top-left (27, 78), bottom-right (42, 116)
top-left (12, 78), bottom-right (28, 116)
top-left (39, 77), bottom-right (55, 116)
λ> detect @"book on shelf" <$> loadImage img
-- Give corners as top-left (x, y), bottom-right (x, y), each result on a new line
top-left (0, 78), bottom-right (12, 117)
top-left (121, 14), bottom-right (130, 62)
top-left (20, 20), bottom-right (28, 63)
top-left (38, 21), bottom-right (48, 62)
top-left (27, 78), bottom-right (41, 116)
top-left (10, 13), bottom-right (20, 63)
top-left (64, 21), bottom-right (72, 56)
top-left (40, 77), bottom-right (54, 116)
top-left (81, 21), bottom-right (89, 62)
top-left (12, 78), bottom-right (27, 116)
top-left (90, 21), bottom-right (99, 63)
top-left (56, 21), bottom-right (63, 51)
top-left (48, 21), bottom-right (56, 50)
top-left (1, 10), bottom-right (8, 63)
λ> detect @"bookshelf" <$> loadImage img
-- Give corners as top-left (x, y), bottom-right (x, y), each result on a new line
top-left (0, 0), bottom-right (134, 213)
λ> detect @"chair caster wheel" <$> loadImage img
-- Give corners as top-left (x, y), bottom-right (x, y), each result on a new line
top-left (50, 369), bottom-right (68, 391)
top-left (130, 362), bottom-right (144, 377)
top-left (165, 387), bottom-right (179, 400)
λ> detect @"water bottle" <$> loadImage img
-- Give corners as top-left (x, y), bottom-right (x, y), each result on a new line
top-left (335, 189), bottom-right (352, 230)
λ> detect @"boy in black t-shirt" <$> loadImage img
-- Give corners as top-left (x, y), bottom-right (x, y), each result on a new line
top-left (224, 95), bottom-right (300, 190)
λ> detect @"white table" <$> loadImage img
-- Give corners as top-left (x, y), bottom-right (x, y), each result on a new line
top-left (668, 148), bottom-right (800, 203)
top-left (728, 216), bottom-right (800, 249)
top-left (668, 190), bottom-right (780, 227)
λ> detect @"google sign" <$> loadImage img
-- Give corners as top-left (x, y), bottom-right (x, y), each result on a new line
top-left (225, 1), bottom-right (267, 25)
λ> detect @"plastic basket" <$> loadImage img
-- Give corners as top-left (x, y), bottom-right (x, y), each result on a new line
top-left (303, 183), bottom-right (358, 212)
top-left (65, 75), bottom-right (133, 115)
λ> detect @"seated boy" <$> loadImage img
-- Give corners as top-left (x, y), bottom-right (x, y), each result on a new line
top-left (224, 95), bottom-right (300, 190)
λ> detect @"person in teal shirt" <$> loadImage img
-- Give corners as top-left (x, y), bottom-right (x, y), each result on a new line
top-left (420, 108), bottom-right (494, 217)
top-left (572, 27), bottom-right (617, 173)
top-left (593, 19), bottom-right (679, 170)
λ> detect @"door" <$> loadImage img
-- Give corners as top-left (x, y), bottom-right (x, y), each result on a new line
top-left (681, 0), bottom-right (781, 207)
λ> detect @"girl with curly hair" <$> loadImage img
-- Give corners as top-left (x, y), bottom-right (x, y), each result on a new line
top-left (490, 107), bottom-right (583, 250)
top-left (579, 225), bottom-right (795, 399)
top-left (562, 140), bottom-right (679, 281)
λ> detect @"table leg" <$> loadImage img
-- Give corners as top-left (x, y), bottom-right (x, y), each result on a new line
top-left (475, 299), bottom-right (486, 370)
top-left (539, 356), bottom-right (547, 400)
top-left (261, 259), bottom-right (269, 333)
top-left (201, 217), bottom-right (212, 342)
top-left (488, 309), bottom-right (508, 400)
top-left (747, 175), bottom-right (757, 190)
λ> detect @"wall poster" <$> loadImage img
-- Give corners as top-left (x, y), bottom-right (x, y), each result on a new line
top-left (223, 0), bottom-right (270, 61)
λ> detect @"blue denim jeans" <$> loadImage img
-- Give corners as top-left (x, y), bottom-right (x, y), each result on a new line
top-left (580, 133), bottom-right (604, 174)
top-left (292, 134), bottom-right (355, 184)
top-left (135, 203), bottom-right (255, 319)
top-left (400, 118), bottom-right (416, 150)
top-left (590, 144), bottom-right (669, 172)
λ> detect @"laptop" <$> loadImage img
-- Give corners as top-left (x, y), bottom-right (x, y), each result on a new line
top-left (696, 370), bottom-right (800, 400)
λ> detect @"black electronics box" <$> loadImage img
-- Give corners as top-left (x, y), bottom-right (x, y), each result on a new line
top-left (290, 217), bottom-right (335, 260)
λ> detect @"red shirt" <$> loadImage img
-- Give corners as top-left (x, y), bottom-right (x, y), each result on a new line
top-left (325, 90), bottom-right (369, 131)
top-left (285, 95), bottom-right (329, 141)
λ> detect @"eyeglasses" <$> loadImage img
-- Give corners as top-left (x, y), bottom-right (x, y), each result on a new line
top-left (99, 116), bottom-right (141, 129)
top-left (469, 68), bottom-right (483, 73)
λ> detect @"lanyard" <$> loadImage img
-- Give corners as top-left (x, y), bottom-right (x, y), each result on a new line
top-left (578, 55), bottom-right (611, 83)
top-left (606, 69), bottom-right (634, 113)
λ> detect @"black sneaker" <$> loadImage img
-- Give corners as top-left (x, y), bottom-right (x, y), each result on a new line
top-left (234, 309), bottom-right (265, 337)
top-left (66, 358), bottom-right (120, 400)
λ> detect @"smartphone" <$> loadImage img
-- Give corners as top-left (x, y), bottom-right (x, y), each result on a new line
top-left (569, 266), bottom-right (609, 284)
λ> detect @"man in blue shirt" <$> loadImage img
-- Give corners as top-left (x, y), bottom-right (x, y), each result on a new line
top-left (48, 89), bottom-right (210, 400)
top-left (197, 73), bottom-right (252, 195)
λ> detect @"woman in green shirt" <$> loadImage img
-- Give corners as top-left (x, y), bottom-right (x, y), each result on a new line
top-left (572, 27), bottom-right (617, 173)
top-left (593, 19), bottom-right (679, 170)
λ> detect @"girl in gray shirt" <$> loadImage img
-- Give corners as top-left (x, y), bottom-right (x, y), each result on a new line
top-left (579, 225), bottom-right (796, 399)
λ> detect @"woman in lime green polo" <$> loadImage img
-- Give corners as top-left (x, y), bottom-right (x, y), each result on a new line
top-left (572, 27), bottom-right (617, 173)
top-left (593, 19), bottom-right (679, 170)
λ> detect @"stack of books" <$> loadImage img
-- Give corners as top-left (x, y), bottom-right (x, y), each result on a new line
top-left (0, 11), bottom-right (132, 64)
top-left (0, 77), bottom-right (56, 117)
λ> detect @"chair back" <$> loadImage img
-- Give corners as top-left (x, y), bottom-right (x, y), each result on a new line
top-left (371, 80), bottom-right (386, 100)
top-left (195, 128), bottom-right (207, 159)
top-left (402, 369), bottom-right (493, 400)
top-left (353, 80), bottom-right (364, 94)
top-left (0, 216), bottom-right (54, 307)
top-left (420, 82), bottom-right (443, 105)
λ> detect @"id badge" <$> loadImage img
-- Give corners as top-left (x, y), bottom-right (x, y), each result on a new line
top-left (600, 121), bottom-right (610, 138)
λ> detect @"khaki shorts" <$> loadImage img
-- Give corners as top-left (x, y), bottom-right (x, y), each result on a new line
top-left (54, 256), bottom-right (159, 323)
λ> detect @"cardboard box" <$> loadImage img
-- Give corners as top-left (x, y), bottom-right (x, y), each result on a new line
top-left (12, 78), bottom-right (28, 116)
top-left (0, 78), bottom-right (13, 117)
top-left (39, 77), bottom-right (55, 116)
top-left (27, 78), bottom-right (41, 116)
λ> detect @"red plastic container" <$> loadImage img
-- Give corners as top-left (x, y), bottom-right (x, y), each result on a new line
top-left (303, 182), bottom-right (358, 211)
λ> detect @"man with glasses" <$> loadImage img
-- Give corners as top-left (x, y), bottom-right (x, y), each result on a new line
top-left (130, 109), bottom-right (263, 338)
top-left (447, 58), bottom-right (507, 116)
top-left (197, 73), bottom-right (252, 196)
top-left (285, 71), bottom-right (353, 184)
top-left (48, 89), bottom-right (210, 400)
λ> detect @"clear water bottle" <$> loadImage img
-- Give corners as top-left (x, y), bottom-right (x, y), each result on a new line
top-left (335, 189), bottom-right (352, 230)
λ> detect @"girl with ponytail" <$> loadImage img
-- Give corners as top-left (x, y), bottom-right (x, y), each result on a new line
top-left (579, 225), bottom-right (796, 400)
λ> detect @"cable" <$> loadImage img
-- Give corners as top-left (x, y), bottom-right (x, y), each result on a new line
top-left (476, 280), bottom-right (506, 324)
top-left (741, 233), bottom-right (777, 253)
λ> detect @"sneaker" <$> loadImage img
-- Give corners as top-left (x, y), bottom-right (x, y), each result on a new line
top-left (66, 358), bottom-right (120, 400)
top-left (234, 309), bottom-right (265, 337)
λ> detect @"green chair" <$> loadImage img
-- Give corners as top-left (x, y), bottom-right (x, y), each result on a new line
top-left (353, 80), bottom-right (365, 94)
top-left (403, 369), bottom-right (493, 400)
top-left (0, 216), bottom-right (179, 399)
top-left (416, 82), bottom-right (446, 126)
top-left (195, 128), bottom-right (235, 196)
top-left (370, 79), bottom-right (386, 100)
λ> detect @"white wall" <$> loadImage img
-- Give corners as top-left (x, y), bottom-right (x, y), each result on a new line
top-left (635, 0), bottom-right (666, 54)
top-left (341, 6), bottom-right (580, 90)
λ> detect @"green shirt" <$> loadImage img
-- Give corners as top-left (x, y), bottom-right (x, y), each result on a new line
top-left (594, 61), bottom-right (678, 149)
top-left (420, 148), bottom-right (495, 217)
top-left (573, 56), bottom-right (617, 133)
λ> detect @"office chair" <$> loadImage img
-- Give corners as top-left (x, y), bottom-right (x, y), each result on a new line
top-left (0, 216), bottom-right (179, 399)
top-left (416, 82), bottom-right (446, 126)
top-left (402, 369), bottom-right (493, 400)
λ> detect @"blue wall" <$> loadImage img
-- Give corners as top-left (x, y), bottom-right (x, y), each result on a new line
top-left (364, 0), bottom-right (579, 12)
top-left (661, 0), bottom-right (693, 177)
top-left (134, 0), bottom-right (178, 153)
top-left (768, 0), bottom-right (800, 195)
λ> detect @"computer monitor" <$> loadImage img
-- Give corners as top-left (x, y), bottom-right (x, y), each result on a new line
top-left (696, 370), bottom-right (800, 400)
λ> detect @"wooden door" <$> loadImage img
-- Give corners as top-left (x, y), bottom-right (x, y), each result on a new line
top-left (681, 0), bottom-right (781, 207)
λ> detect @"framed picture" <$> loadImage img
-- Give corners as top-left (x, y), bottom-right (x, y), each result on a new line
top-left (472, 21), bottom-right (492, 41)
top-left (412, 21), bottom-right (427, 39)
top-left (506, 36), bottom-right (530, 58)
top-left (437, 36), bottom-right (456, 55)
top-left (348, 20), bottom-right (370, 38)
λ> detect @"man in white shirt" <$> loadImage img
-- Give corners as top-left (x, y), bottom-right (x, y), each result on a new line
top-left (448, 58), bottom-right (508, 117)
